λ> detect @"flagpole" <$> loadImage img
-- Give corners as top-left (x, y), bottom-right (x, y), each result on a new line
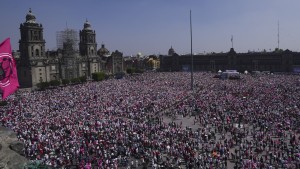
top-left (190, 10), bottom-right (193, 91)
top-left (231, 35), bottom-right (233, 48)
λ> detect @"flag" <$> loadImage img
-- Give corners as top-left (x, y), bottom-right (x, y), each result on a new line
top-left (231, 35), bottom-right (233, 43)
top-left (0, 38), bottom-right (19, 100)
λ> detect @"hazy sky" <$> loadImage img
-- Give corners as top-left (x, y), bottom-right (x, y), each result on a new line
top-left (1, 0), bottom-right (300, 56)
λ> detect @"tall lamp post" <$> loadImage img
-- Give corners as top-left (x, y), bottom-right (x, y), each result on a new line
top-left (190, 10), bottom-right (194, 90)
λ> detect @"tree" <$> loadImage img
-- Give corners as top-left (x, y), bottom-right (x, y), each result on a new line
top-left (36, 82), bottom-right (50, 90)
top-left (126, 67), bottom-right (134, 74)
top-left (62, 79), bottom-right (70, 85)
top-left (79, 76), bottom-right (87, 83)
top-left (92, 72), bottom-right (106, 81)
top-left (49, 80), bottom-right (61, 86)
top-left (71, 78), bottom-right (80, 84)
top-left (135, 68), bottom-right (144, 73)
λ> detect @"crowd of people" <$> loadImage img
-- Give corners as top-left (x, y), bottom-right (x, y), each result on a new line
top-left (1, 72), bottom-right (300, 168)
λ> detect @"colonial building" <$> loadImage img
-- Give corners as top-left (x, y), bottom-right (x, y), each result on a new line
top-left (17, 9), bottom-right (124, 88)
top-left (160, 47), bottom-right (300, 73)
top-left (97, 44), bottom-right (124, 75)
top-left (78, 20), bottom-right (100, 77)
top-left (18, 8), bottom-right (48, 87)
top-left (147, 55), bottom-right (160, 70)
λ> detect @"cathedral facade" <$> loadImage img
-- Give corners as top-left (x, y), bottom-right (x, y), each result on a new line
top-left (17, 9), bottom-right (124, 88)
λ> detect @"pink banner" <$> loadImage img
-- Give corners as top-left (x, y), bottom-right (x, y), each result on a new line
top-left (0, 38), bottom-right (19, 100)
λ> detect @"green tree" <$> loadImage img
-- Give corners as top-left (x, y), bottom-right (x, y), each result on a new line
top-left (126, 67), bottom-right (133, 74)
top-left (135, 69), bottom-right (144, 73)
top-left (49, 80), bottom-right (61, 86)
top-left (92, 72), bottom-right (106, 81)
top-left (79, 76), bottom-right (87, 83)
top-left (36, 82), bottom-right (50, 90)
top-left (62, 79), bottom-right (70, 85)
top-left (71, 78), bottom-right (80, 84)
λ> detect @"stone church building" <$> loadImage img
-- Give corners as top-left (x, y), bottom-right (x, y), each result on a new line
top-left (17, 9), bottom-right (124, 88)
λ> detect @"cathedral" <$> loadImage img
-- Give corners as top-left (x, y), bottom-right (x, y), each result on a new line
top-left (17, 9), bottom-right (124, 88)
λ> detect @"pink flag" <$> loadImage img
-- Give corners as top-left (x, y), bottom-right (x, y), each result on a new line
top-left (0, 38), bottom-right (19, 100)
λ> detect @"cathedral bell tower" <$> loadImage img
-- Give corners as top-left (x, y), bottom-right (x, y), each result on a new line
top-left (19, 8), bottom-right (46, 60)
top-left (18, 8), bottom-right (49, 87)
top-left (79, 19), bottom-right (97, 77)
top-left (79, 19), bottom-right (97, 57)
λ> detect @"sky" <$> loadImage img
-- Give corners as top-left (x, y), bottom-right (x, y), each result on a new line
top-left (1, 0), bottom-right (300, 56)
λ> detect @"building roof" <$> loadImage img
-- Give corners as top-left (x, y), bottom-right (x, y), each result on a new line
top-left (168, 46), bottom-right (175, 56)
top-left (83, 19), bottom-right (92, 30)
top-left (97, 44), bottom-right (110, 56)
top-left (25, 8), bottom-right (36, 24)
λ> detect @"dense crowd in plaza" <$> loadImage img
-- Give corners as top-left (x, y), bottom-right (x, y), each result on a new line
top-left (1, 72), bottom-right (300, 168)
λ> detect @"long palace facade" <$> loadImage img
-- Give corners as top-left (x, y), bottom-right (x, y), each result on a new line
top-left (160, 47), bottom-right (300, 73)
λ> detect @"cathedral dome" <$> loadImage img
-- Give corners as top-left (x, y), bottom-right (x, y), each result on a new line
top-left (97, 44), bottom-right (110, 56)
top-left (83, 19), bottom-right (92, 30)
top-left (25, 8), bottom-right (36, 23)
top-left (168, 46), bottom-right (175, 56)
top-left (137, 52), bottom-right (142, 57)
